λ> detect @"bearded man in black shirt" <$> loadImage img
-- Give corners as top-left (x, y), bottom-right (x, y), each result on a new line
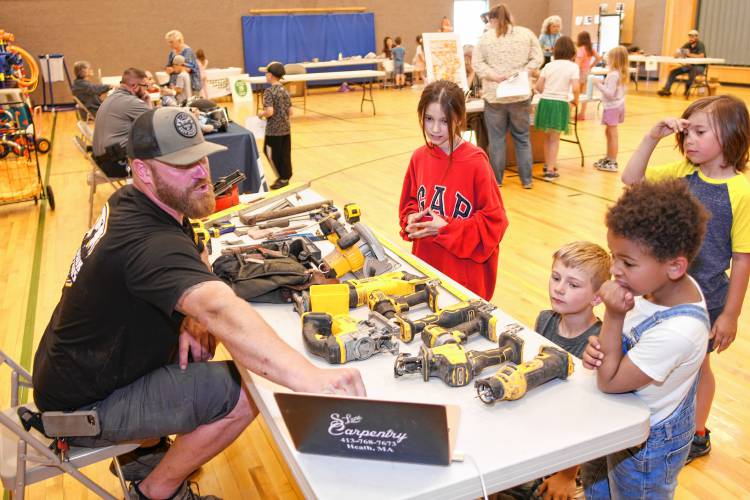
top-left (32, 107), bottom-right (365, 500)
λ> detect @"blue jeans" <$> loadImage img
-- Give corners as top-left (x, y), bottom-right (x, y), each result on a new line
top-left (483, 99), bottom-right (533, 186)
top-left (606, 379), bottom-right (697, 499)
top-left (663, 65), bottom-right (705, 94)
top-left (587, 304), bottom-right (708, 499)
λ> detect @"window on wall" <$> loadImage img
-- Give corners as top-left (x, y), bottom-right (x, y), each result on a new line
top-left (698, 0), bottom-right (750, 66)
top-left (453, 0), bottom-right (489, 47)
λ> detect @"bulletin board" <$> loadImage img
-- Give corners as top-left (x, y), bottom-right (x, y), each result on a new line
top-left (570, 0), bottom-right (635, 46)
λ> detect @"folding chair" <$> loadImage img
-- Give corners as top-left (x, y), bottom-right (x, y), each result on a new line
top-left (0, 350), bottom-right (138, 499)
top-left (677, 72), bottom-right (709, 99)
top-left (283, 63), bottom-right (307, 113)
top-left (72, 95), bottom-right (95, 124)
top-left (73, 120), bottom-right (127, 225)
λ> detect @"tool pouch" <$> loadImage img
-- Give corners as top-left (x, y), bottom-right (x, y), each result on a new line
top-left (213, 253), bottom-right (332, 303)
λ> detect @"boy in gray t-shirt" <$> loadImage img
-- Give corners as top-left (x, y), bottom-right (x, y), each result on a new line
top-left (505, 241), bottom-right (611, 499)
top-left (161, 55), bottom-right (192, 106)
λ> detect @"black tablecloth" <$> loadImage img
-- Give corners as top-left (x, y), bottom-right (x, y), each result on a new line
top-left (205, 122), bottom-right (264, 193)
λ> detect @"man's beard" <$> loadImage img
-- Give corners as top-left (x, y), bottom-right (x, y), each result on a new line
top-left (151, 168), bottom-right (215, 218)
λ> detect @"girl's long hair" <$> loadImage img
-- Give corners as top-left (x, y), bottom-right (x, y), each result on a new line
top-left (417, 80), bottom-right (466, 162)
top-left (577, 31), bottom-right (593, 56)
top-left (382, 37), bottom-right (393, 58)
top-left (607, 46), bottom-right (629, 85)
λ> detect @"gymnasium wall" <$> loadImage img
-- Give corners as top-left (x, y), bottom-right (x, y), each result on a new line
top-left (5, 0), bottom-right (666, 103)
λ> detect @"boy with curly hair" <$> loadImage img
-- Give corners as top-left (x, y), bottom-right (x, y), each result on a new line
top-left (583, 179), bottom-right (710, 498)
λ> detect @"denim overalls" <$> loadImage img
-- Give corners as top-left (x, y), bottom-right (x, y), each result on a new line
top-left (585, 304), bottom-right (709, 500)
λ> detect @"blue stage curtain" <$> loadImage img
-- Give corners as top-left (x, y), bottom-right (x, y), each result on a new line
top-left (242, 13), bottom-right (376, 76)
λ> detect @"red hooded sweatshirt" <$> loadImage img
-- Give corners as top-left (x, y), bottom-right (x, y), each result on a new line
top-left (399, 142), bottom-right (508, 300)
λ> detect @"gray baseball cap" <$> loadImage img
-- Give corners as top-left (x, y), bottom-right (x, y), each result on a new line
top-left (127, 107), bottom-right (227, 166)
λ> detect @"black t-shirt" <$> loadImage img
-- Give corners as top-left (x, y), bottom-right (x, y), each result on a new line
top-left (33, 185), bottom-right (220, 411)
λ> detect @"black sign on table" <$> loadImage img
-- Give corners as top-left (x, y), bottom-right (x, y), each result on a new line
top-left (275, 392), bottom-right (459, 466)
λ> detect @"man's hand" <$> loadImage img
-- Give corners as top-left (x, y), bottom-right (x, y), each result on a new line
top-left (299, 367), bottom-right (366, 397)
top-left (598, 281), bottom-right (635, 316)
top-left (582, 335), bottom-right (603, 369)
top-left (711, 312), bottom-right (738, 353)
top-left (179, 316), bottom-right (216, 369)
top-left (648, 117), bottom-right (689, 140)
top-left (405, 208), bottom-right (448, 239)
top-left (535, 471), bottom-right (577, 500)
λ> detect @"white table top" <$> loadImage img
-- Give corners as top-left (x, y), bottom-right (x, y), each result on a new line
top-left (246, 70), bottom-right (385, 85)
top-left (212, 189), bottom-right (650, 499)
top-left (627, 54), bottom-right (725, 65)
top-left (259, 59), bottom-right (385, 71)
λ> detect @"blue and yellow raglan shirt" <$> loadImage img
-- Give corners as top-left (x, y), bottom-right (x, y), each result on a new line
top-left (646, 160), bottom-right (750, 310)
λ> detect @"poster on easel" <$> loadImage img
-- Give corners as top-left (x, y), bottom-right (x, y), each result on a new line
top-left (422, 32), bottom-right (468, 91)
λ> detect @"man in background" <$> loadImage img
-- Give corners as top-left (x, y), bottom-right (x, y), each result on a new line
top-left (658, 29), bottom-right (707, 97)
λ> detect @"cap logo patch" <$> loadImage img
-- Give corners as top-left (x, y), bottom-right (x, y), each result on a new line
top-left (174, 112), bottom-right (198, 138)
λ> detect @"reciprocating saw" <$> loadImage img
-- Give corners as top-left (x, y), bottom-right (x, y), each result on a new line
top-left (474, 345), bottom-right (574, 404)
top-left (393, 331), bottom-right (524, 387)
top-left (301, 311), bottom-right (399, 364)
top-left (395, 299), bottom-right (497, 343)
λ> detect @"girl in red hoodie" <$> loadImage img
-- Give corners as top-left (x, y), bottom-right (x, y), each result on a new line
top-left (399, 80), bottom-right (509, 300)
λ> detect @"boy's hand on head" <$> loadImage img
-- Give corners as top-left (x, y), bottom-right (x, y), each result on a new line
top-left (406, 209), bottom-right (447, 239)
top-left (649, 118), bottom-right (689, 140)
top-left (582, 335), bottom-right (603, 369)
top-left (598, 281), bottom-right (635, 316)
top-left (711, 312), bottom-right (738, 353)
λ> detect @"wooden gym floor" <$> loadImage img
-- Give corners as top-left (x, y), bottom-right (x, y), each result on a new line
top-left (1, 81), bottom-right (749, 498)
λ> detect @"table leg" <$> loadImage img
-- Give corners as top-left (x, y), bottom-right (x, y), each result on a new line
top-left (360, 81), bottom-right (376, 115)
top-left (560, 103), bottom-right (585, 167)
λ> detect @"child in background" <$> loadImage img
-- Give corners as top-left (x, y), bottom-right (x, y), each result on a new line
top-left (535, 36), bottom-right (580, 180)
top-left (621, 94), bottom-right (750, 463)
top-left (504, 241), bottom-right (611, 499)
top-left (583, 179), bottom-right (710, 498)
top-left (392, 37), bottom-right (406, 89)
top-left (258, 62), bottom-right (294, 190)
top-left (399, 80), bottom-right (508, 300)
top-left (160, 55), bottom-right (192, 106)
top-left (412, 35), bottom-right (425, 87)
top-left (196, 48), bottom-right (209, 99)
top-left (575, 31), bottom-right (601, 120)
top-left (593, 46), bottom-right (629, 172)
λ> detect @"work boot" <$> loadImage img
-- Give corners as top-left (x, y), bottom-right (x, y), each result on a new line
top-left (110, 438), bottom-right (171, 482)
top-left (128, 480), bottom-right (221, 500)
top-left (686, 429), bottom-right (711, 464)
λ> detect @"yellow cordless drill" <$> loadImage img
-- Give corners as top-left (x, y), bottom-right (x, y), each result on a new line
top-left (393, 331), bottom-right (524, 387)
top-left (366, 279), bottom-right (439, 320)
top-left (395, 299), bottom-right (497, 343)
top-left (474, 345), bottom-right (574, 403)
top-left (301, 311), bottom-right (399, 364)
